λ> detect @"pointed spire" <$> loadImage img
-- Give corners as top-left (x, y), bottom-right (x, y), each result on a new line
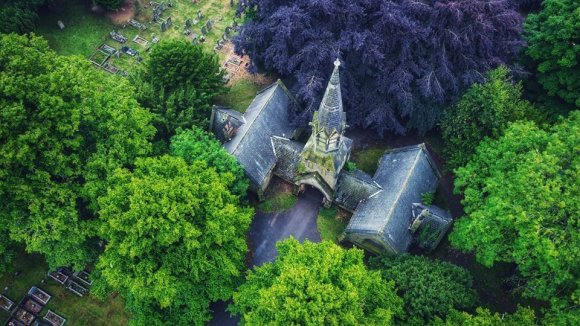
top-left (317, 58), bottom-right (345, 134)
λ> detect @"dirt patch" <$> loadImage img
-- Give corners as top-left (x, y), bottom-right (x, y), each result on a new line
top-left (219, 41), bottom-right (276, 87)
top-left (105, 0), bottom-right (136, 25)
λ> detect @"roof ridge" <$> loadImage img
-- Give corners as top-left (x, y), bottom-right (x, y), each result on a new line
top-left (231, 84), bottom-right (281, 156)
top-left (345, 170), bottom-right (383, 190)
top-left (377, 148), bottom-right (422, 233)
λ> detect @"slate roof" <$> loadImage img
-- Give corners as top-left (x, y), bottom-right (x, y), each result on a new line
top-left (335, 169), bottom-right (382, 212)
top-left (217, 80), bottom-right (297, 188)
top-left (345, 144), bottom-right (440, 254)
top-left (317, 59), bottom-right (345, 134)
top-left (271, 136), bottom-right (304, 182)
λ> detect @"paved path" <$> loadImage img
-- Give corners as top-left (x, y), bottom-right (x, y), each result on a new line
top-left (209, 188), bottom-right (323, 325)
top-left (248, 187), bottom-right (323, 267)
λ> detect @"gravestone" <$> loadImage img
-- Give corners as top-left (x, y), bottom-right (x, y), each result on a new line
top-left (197, 10), bottom-right (203, 19)
top-left (161, 21), bottom-right (167, 32)
top-left (166, 17), bottom-right (172, 27)
top-left (206, 20), bottom-right (212, 30)
top-left (192, 38), bottom-right (198, 45)
top-left (225, 26), bottom-right (232, 35)
top-left (201, 26), bottom-right (207, 35)
top-left (57, 20), bottom-right (65, 30)
top-left (185, 19), bottom-right (191, 28)
top-left (222, 33), bottom-right (228, 41)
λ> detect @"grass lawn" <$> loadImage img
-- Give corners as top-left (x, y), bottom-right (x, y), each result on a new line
top-left (216, 80), bottom-right (261, 112)
top-left (257, 192), bottom-right (297, 213)
top-left (36, 2), bottom-right (113, 57)
top-left (1, 252), bottom-right (129, 326)
top-left (316, 208), bottom-right (348, 244)
top-left (350, 147), bottom-right (388, 175)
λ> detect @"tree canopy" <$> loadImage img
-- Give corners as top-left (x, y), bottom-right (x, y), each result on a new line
top-left (231, 239), bottom-right (403, 325)
top-left (235, 0), bottom-right (523, 134)
top-left (95, 155), bottom-right (253, 325)
top-left (0, 33), bottom-right (154, 270)
top-left (0, 0), bottom-right (44, 34)
top-left (450, 111), bottom-right (580, 309)
top-left (369, 254), bottom-right (477, 324)
top-left (432, 307), bottom-right (537, 325)
top-left (170, 127), bottom-right (248, 197)
top-left (135, 40), bottom-right (226, 139)
top-left (94, 0), bottom-right (124, 11)
top-left (441, 66), bottom-right (535, 170)
top-left (524, 0), bottom-right (580, 106)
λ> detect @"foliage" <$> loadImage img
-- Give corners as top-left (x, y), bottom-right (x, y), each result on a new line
top-left (369, 254), bottom-right (477, 323)
top-left (432, 306), bottom-right (536, 325)
top-left (0, 231), bottom-right (13, 275)
top-left (0, 34), bottom-right (154, 270)
top-left (94, 0), bottom-right (124, 11)
top-left (235, 0), bottom-right (523, 134)
top-left (450, 111), bottom-right (580, 308)
top-left (345, 161), bottom-right (356, 172)
top-left (524, 0), bottom-right (580, 106)
top-left (135, 40), bottom-right (226, 139)
top-left (257, 192), bottom-right (297, 212)
top-left (421, 192), bottom-right (435, 206)
top-left (316, 207), bottom-right (347, 244)
top-left (441, 66), bottom-right (535, 170)
top-left (96, 155), bottom-right (253, 325)
top-left (0, 0), bottom-right (44, 34)
top-left (170, 127), bottom-right (248, 197)
top-left (231, 239), bottom-right (403, 325)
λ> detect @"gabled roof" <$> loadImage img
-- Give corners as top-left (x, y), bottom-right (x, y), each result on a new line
top-left (210, 106), bottom-right (245, 143)
top-left (219, 80), bottom-right (297, 188)
top-left (335, 169), bottom-right (382, 212)
top-left (345, 144), bottom-right (440, 254)
top-left (271, 136), bottom-right (304, 182)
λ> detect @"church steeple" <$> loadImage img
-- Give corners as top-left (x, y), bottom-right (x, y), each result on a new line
top-left (317, 58), bottom-right (346, 137)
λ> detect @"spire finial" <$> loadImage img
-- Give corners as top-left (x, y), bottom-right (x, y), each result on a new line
top-left (334, 58), bottom-right (341, 67)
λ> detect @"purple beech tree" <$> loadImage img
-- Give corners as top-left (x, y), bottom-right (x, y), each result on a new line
top-left (235, 0), bottom-right (524, 134)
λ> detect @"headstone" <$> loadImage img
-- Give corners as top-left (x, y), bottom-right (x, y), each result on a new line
top-left (166, 17), bottom-right (172, 26)
top-left (185, 19), bottom-right (191, 28)
top-left (197, 10), bottom-right (203, 19)
top-left (192, 38), bottom-right (198, 45)
top-left (57, 20), bottom-right (65, 30)
top-left (206, 20), bottom-right (212, 30)
top-left (225, 26), bottom-right (232, 35)
top-left (161, 21), bottom-right (167, 32)
top-left (201, 26), bottom-right (207, 35)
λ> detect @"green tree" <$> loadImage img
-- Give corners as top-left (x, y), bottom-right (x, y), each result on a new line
top-left (450, 111), bottom-right (580, 309)
top-left (524, 0), bottom-right (580, 106)
top-left (0, 0), bottom-right (44, 34)
top-left (95, 155), bottom-right (253, 325)
top-left (231, 239), bottom-right (403, 325)
top-left (170, 127), bottom-right (248, 197)
top-left (432, 307), bottom-right (536, 325)
top-left (0, 34), bottom-right (154, 270)
top-left (94, 0), bottom-right (124, 11)
top-left (441, 66), bottom-right (535, 170)
top-left (369, 254), bottom-right (477, 324)
top-left (0, 230), bottom-right (14, 275)
top-left (135, 40), bottom-right (226, 139)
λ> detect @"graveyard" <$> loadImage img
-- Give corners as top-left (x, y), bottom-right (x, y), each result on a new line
top-left (0, 252), bottom-right (129, 326)
top-left (36, 0), bottom-right (259, 108)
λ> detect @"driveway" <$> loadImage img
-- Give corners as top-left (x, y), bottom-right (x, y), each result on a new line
top-left (209, 187), bottom-right (323, 325)
top-left (248, 187), bottom-right (323, 267)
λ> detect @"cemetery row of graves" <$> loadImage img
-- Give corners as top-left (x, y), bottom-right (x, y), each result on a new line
top-left (83, 0), bottom-right (240, 76)
top-left (1, 268), bottom-right (93, 326)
